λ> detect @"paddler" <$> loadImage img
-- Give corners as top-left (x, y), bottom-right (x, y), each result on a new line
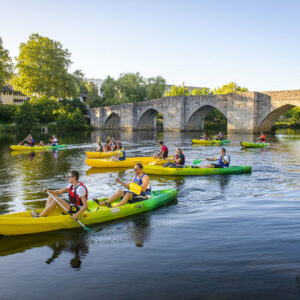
top-left (110, 143), bottom-right (126, 161)
top-left (31, 170), bottom-right (88, 220)
top-left (163, 148), bottom-right (185, 168)
top-left (256, 132), bottom-right (266, 143)
top-left (153, 141), bottom-right (168, 159)
top-left (96, 138), bottom-right (105, 152)
top-left (201, 148), bottom-right (230, 168)
top-left (23, 135), bottom-right (35, 147)
top-left (215, 132), bottom-right (224, 141)
top-left (48, 134), bottom-right (58, 146)
top-left (99, 163), bottom-right (151, 207)
top-left (201, 132), bottom-right (209, 140)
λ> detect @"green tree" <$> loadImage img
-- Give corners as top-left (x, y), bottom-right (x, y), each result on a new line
top-left (0, 37), bottom-right (13, 91)
top-left (164, 84), bottom-right (190, 97)
top-left (30, 96), bottom-right (59, 123)
top-left (85, 81), bottom-right (103, 107)
top-left (213, 82), bottom-right (248, 94)
top-left (146, 76), bottom-right (166, 99)
top-left (14, 101), bottom-right (39, 129)
top-left (12, 33), bottom-right (76, 98)
top-left (190, 87), bottom-right (211, 95)
top-left (0, 104), bottom-right (16, 122)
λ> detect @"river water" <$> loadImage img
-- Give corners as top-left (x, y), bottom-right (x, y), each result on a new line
top-left (0, 129), bottom-right (299, 299)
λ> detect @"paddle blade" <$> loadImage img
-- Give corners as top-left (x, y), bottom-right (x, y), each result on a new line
top-left (129, 183), bottom-right (142, 195)
top-left (193, 159), bottom-right (202, 165)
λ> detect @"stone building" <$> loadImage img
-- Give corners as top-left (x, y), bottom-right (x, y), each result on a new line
top-left (0, 85), bottom-right (29, 105)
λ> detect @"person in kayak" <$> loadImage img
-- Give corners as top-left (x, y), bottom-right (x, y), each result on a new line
top-left (31, 170), bottom-right (88, 220)
top-left (99, 163), bottom-right (151, 207)
top-left (256, 132), bottom-right (266, 143)
top-left (201, 133), bottom-right (209, 140)
top-left (154, 141), bottom-right (168, 159)
top-left (215, 132), bottom-right (224, 140)
top-left (110, 143), bottom-right (126, 161)
top-left (23, 135), bottom-right (35, 147)
top-left (163, 148), bottom-right (185, 168)
top-left (48, 135), bottom-right (58, 146)
top-left (202, 148), bottom-right (230, 168)
top-left (96, 138), bottom-right (105, 152)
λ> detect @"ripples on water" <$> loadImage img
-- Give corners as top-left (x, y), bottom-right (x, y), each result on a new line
top-left (0, 129), bottom-right (299, 299)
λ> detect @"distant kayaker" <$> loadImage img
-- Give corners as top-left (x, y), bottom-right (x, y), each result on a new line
top-left (23, 135), bottom-right (35, 147)
top-left (99, 163), bottom-right (151, 207)
top-left (163, 148), bottom-right (185, 168)
top-left (201, 133), bottom-right (209, 140)
top-left (256, 132), bottom-right (266, 143)
top-left (154, 141), bottom-right (168, 159)
top-left (201, 148), bottom-right (230, 168)
top-left (48, 135), bottom-right (58, 146)
top-left (215, 132), bottom-right (224, 141)
top-left (31, 170), bottom-right (88, 220)
top-left (96, 139), bottom-right (105, 152)
top-left (105, 138), bottom-right (114, 151)
top-left (110, 143), bottom-right (126, 161)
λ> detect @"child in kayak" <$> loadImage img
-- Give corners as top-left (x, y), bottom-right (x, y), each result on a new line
top-left (31, 170), bottom-right (88, 220)
top-left (153, 141), bottom-right (168, 159)
top-left (110, 143), bottom-right (126, 161)
top-left (99, 163), bottom-right (151, 207)
top-left (163, 148), bottom-right (185, 168)
top-left (96, 139), bottom-right (105, 152)
top-left (256, 132), bottom-right (266, 143)
top-left (201, 148), bottom-right (230, 168)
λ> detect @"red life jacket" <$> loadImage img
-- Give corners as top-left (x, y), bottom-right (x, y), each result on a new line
top-left (175, 153), bottom-right (185, 166)
top-left (68, 182), bottom-right (88, 206)
top-left (261, 135), bottom-right (266, 142)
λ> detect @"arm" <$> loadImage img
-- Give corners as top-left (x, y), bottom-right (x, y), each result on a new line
top-left (44, 187), bottom-right (68, 196)
top-left (72, 195), bottom-right (88, 220)
top-left (206, 157), bottom-right (218, 161)
top-left (115, 178), bottom-right (129, 189)
top-left (141, 175), bottom-right (150, 193)
top-left (221, 156), bottom-right (229, 164)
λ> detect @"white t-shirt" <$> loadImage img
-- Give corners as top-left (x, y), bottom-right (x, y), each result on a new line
top-left (67, 183), bottom-right (87, 198)
top-left (223, 155), bottom-right (230, 163)
top-left (52, 137), bottom-right (58, 144)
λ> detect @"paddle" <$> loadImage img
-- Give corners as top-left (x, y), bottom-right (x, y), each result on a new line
top-left (110, 174), bottom-right (142, 195)
top-left (192, 159), bottom-right (203, 165)
top-left (18, 134), bottom-right (31, 145)
top-left (47, 191), bottom-right (93, 232)
top-left (148, 156), bottom-right (174, 166)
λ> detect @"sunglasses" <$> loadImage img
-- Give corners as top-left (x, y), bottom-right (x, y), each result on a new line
top-left (67, 175), bottom-right (73, 178)
top-left (133, 168), bottom-right (139, 171)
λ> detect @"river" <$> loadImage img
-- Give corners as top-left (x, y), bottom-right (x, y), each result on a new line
top-left (0, 129), bottom-right (299, 299)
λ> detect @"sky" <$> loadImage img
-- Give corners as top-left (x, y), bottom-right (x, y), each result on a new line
top-left (1, 0), bottom-right (300, 91)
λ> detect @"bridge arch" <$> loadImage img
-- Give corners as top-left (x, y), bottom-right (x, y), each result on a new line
top-left (137, 108), bottom-right (162, 130)
top-left (257, 104), bottom-right (297, 132)
top-left (104, 112), bottom-right (120, 129)
top-left (185, 105), bottom-right (227, 131)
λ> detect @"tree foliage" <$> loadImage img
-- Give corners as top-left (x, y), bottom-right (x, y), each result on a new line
top-left (0, 37), bottom-right (13, 91)
top-left (190, 87), bottom-right (210, 95)
top-left (164, 84), bottom-right (190, 97)
top-left (11, 33), bottom-right (77, 98)
top-left (146, 76), bottom-right (166, 99)
top-left (212, 82), bottom-right (248, 94)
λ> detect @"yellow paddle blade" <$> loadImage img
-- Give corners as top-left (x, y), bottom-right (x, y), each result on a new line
top-left (148, 156), bottom-right (174, 166)
top-left (129, 183), bottom-right (142, 195)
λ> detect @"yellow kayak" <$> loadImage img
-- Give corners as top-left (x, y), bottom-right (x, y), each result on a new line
top-left (10, 145), bottom-right (66, 151)
top-left (86, 151), bottom-right (118, 158)
top-left (86, 156), bottom-right (170, 168)
top-left (0, 188), bottom-right (178, 236)
top-left (192, 139), bottom-right (230, 145)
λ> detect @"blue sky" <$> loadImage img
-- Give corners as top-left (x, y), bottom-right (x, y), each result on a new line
top-left (1, 0), bottom-right (300, 91)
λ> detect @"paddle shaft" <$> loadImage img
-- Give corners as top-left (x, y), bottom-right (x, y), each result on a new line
top-left (46, 191), bottom-right (91, 231)
top-left (19, 134), bottom-right (31, 145)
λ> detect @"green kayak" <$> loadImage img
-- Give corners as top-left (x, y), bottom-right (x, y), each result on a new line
top-left (143, 165), bottom-right (252, 175)
top-left (240, 141), bottom-right (270, 148)
top-left (0, 188), bottom-right (178, 236)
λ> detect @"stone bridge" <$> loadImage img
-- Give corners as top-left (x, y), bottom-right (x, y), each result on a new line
top-left (90, 90), bottom-right (300, 133)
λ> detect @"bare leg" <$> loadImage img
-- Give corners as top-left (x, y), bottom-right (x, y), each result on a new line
top-left (39, 195), bottom-right (70, 217)
top-left (201, 164), bottom-right (214, 168)
top-left (99, 189), bottom-right (125, 206)
top-left (116, 192), bottom-right (133, 207)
